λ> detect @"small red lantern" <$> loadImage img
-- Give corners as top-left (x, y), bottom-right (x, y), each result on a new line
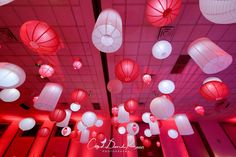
top-left (143, 138), bottom-right (151, 148)
top-left (39, 64), bottom-right (54, 78)
top-left (38, 127), bottom-right (50, 137)
top-left (112, 106), bottom-right (118, 116)
top-left (146, 0), bottom-right (182, 27)
top-left (115, 59), bottom-right (139, 83)
top-left (73, 59), bottom-right (82, 70)
top-left (49, 109), bottom-right (66, 122)
top-left (195, 105), bottom-right (205, 116)
top-left (124, 99), bottom-right (138, 114)
top-left (20, 20), bottom-right (61, 54)
top-left (200, 81), bottom-right (229, 101)
top-left (96, 132), bottom-right (105, 142)
top-left (142, 74), bottom-right (152, 85)
top-left (71, 89), bottom-right (88, 103)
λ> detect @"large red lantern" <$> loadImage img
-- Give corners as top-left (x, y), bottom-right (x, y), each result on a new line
top-left (38, 127), bottom-right (50, 137)
top-left (124, 99), bottom-right (138, 114)
top-left (71, 89), bottom-right (88, 103)
top-left (115, 59), bottom-right (139, 83)
top-left (20, 20), bottom-right (61, 54)
top-left (200, 81), bottom-right (229, 101)
top-left (39, 64), bottom-right (54, 78)
top-left (146, 0), bottom-right (182, 27)
top-left (49, 109), bottom-right (66, 122)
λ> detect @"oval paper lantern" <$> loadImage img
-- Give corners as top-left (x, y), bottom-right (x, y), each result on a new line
top-left (61, 126), bottom-right (71, 136)
top-left (158, 80), bottom-right (175, 94)
top-left (0, 0), bottom-right (14, 6)
top-left (70, 103), bottom-right (81, 112)
top-left (168, 129), bottom-right (178, 139)
top-left (39, 64), bottom-right (54, 78)
top-left (152, 40), bottom-right (172, 59)
top-left (38, 127), bottom-right (50, 137)
top-left (124, 99), bottom-right (138, 114)
top-left (77, 121), bottom-right (87, 131)
top-left (150, 97), bottom-right (175, 119)
top-left (95, 119), bottom-right (103, 127)
top-left (34, 83), bottom-right (63, 111)
top-left (188, 38), bottom-right (233, 74)
top-left (144, 129), bottom-right (152, 137)
top-left (146, 0), bottom-right (182, 27)
top-left (0, 88), bottom-right (20, 102)
top-left (126, 122), bottom-right (139, 135)
top-left (174, 114), bottom-right (194, 135)
top-left (0, 62), bottom-right (26, 89)
top-left (142, 112), bottom-right (151, 123)
top-left (81, 111), bottom-right (97, 127)
top-left (92, 9), bottom-right (122, 53)
top-left (200, 81), bottom-right (229, 101)
top-left (142, 74), bottom-right (152, 85)
top-left (73, 60), bottom-right (82, 70)
top-left (71, 89), bottom-right (88, 103)
top-left (107, 79), bottom-right (123, 94)
top-left (20, 20), bottom-right (61, 54)
top-left (203, 77), bottom-right (222, 84)
top-left (115, 59), bottom-right (139, 83)
top-left (49, 109), bottom-right (66, 122)
top-left (118, 126), bottom-right (126, 135)
top-left (19, 118), bottom-right (36, 131)
top-left (199, 0), bottom-right (236, 24)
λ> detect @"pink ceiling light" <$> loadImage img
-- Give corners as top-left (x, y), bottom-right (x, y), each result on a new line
top-left (71, 89), bottom-right (88, 103)
top-left (34, 83), bottom-right (63, 111)
top-left (146, 0), bottom-right (182, 27)
top-left (188, 38), bottom-right (233, 74)
top-left (20, 20), bottom-right (61, 55)
top-left (39, 64), bottom-right (54, 78)
top-left (0, 0), bottom-right (14, 6)
top-left (92, 9), bottom-right (122, 53)
top-left (142, 74), bottom-right (152, 85)
top-left (174, 114), bottom-right (194, 135)
top-left (199, 0), bottom-right (236, 24)
top-left (73, 59), bottom-right (82, 70)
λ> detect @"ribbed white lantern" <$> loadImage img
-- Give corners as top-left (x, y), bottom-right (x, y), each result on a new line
top-left (0, 0), bottom-right (14, 6)
top-left (56, 110), bottom-right (72, 127)
top-left (168, 129), bottom-right (178, 139)
top-left (117, 105), bottom-right (130, 123)
top-left (34, 83), bottom-right (63, 111)
top-left (149, 121), bottom-right (160, 135)
top-left (81, 111), bottom-right (97, 127)
top-left (152, 40), bottom-right (172, 59)
top-left (0, 88), bottom-right (20, 102)
top-left (158, 80), bottom-right (175, 94)
top-left (188, 38), bottom-right (233, 74)
top-left (80, 129), bottom-right (90, 143)
top-left (92, 9), bottom-right (122, 53)
top-left (70, 102), bottom-right (81, 112)
top-left (199, 0), bottom-right (236, 24)
top-left (142, 112), bottom-right (151, 123)
top-left (19, 117), bottom-right (36, 131)
top-left (174, 114), bottom-right (194, 135)
top-left (0, 62), bottom-right (26, 89)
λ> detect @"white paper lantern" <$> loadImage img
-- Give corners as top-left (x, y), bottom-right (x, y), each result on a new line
top-left (56, 110), bottom-right (72, 128)
top-left (142, 112), bottom-right (151, 123)
top-left (70, 103), bottom-right (81, 112)
top-left (188, 38), bottom-right (232, 74)
top-left (152, 40), bottom-right (172, 59)
top-left (150, 97), bottom-right (175, 119)
top-left (95, 119), bottom-right (103, 127)
top-left (0, 62), bottom-right (26, 89)
top-left (0, 88), bottom-right (20, 102)
top-left (149, 121), bottom-right (160, 135)
top-left (118, 126), bottom-right (126, 135)
top-left (126, 122), bottom-right (139, 135)
top-left (158, 80), bottom-right (175, 94)
top-left (168, 129), bottom-right (178, 139)
top-left (144, 129), bottom-right (152, 137)
top-left (117, 105), bottom-right (130, 123)
top-left (34, 83), bottom-right (63, 111)
top-left (61, 126), bottom-right (71, 136)
top-left (92, 9), bottom-right (122, 53)
top-left (203, 77), bottom-right (222, 84)
top-left (81, 111), bottom-right (97, 127)
top-left (80, 129), bottom-right (90, 143)
top-left (19, 118), bottom-right (36, 131)
top-left (0, 0), bottom-right (14, 6)
top-left (174, 114), bottom-right (194, 135)
top-left (199, 0), bottom-right (236, 24)
top-left (107, 79), bottom-right (123, 94)
top-left (77, 121), bottom-right (87, 131)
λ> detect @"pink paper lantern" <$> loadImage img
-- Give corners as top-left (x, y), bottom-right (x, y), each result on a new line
top-left (39, 64), bottom-right (54, 78)
top-left (195, 105), bottom-right (205, 116)
top-left (142, 74), bottom-right (152, 85)
top-left (73, 60), bottom-right (82, 70)
top-left (188, 38), bottom-right (232, 74)
top-left (174, 114), bottom-right (194, 135)
top-left (107, 79), bottom-right (123, 94)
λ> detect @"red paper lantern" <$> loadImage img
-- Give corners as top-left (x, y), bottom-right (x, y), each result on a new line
top-left (195, 105), bottom-right (205, 116)
top-left (20, 20), bottom-right (61, 54)
top-left (39, 64), bottom-right (54, 78)
top-left (115, 59), bottom-right (139, 83)
top-left (143, 138), bottom-right (151, 148)
top-left (200, 81), bottom-right (229, 101)
top-left (49, 109), bottom-right (66, 122)
top-left (111, 116), bottom-right (119, 127)
top-left (124, 99), bottom-right (138, 114)
top-left (38, 127), bottom-right (50, 137)
top-left (73, 59), bottom-right (82, 70)
top-left (146, 0), bottom-right (182, 27)
top-left (112, 106), bottom-right (118, 116)
top-left (96, 132), bottom-right (105, 142)
top-left (142, 74), bottom-right (152, 85)
top-left (71, 89), bottom-right (88, 103)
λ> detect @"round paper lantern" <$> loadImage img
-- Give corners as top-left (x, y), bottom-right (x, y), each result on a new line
top-left (142, 112), bottom-right (151, 123)
top-left (70, 103), bottom-right (81, 112)
top-left (195, 105), bottom-right (205, 116)
top-left (200, 81), bottom-right (229, 101)
top-left (115, 59), bottom-right (139, 83)
top-left (142, 74), bottom-right (152, 85)
top-left (112, 106), bottom-right (119, 116)
top-left (143, 138), bottom-right (151, 148)
top-left (71, 89), bottom-right (88, 103)
top-left (61, 127), bottom-right (71, 136)
top-left (146, 0), bottom-right (182, 27)
top-left (152, 40), bottom-right (172, 59)
top-left (92, 9), bottom-right (122, 53)
top-left (107, 79), bottom-right (123, 94)
top-left (81, 111), bottom-right (97, 127)
top-left (0, 88), bottom-right (20, 102)
top-left (0, 0), bottom-right (14, 6)
top-left (118, 126), bottom-right (126, 135)
top-left (174, 114), bottom-right (194, 135)
top-left (96, 132), bottom-right (106, 142)
top-left (38, 127), bottom-right (50, 137)
top-left (77, 121), bottom-right (87, 131)
top-left (95, 119), bottom-right (103, 127)
top-left (188, 38), bottom-right (233, 74)
top-left (126, 122), bottom-right (139, 135)
top-left (168, 129), bottom-right (178, 139)
top-left (124, 99), bottom-right (138, 114)
top-left (144, 129), bottom-right (152, 137)
top-left (73, 60), bottom-right (82, 70)
top-left (0, 62), bottom-right (26, 89)
top-left (111, 116), bottom-right (119, 127)
top-left (39, 64), bottom-right (54, 78)
top-left (19, 118), bottom-right (36, 131)
top-left (49, 109), bottom-right (66, 122)
top-left (158, 80), bottom-right (175, 94)
top-left (199, 0), bottom-right (236, 24)
top-left (203, 77), bottom-right (222, 84)
top-left (20, 20), bottom-right (61, 54)
top-left (150, 97), bottom-right (175, 119)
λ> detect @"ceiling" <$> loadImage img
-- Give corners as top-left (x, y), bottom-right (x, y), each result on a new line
top-left (0, 0), bottom-right (236, 121)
